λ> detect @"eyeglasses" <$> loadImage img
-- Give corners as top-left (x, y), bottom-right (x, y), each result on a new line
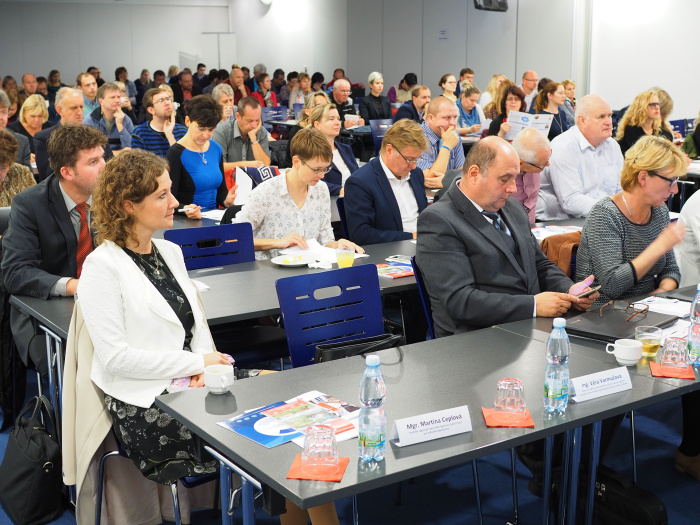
top-left (599, 300), bottom-right (649, 322)
top-left (153, 96), bottom-right (173, 105)
top-left (337, 90), bottom-right (351, 94)
top-left (524, 78), bottom-right (538, 83)
top-left (648, 102), bottom-right (660, 108)
top-left (524, 152), bottom-right (552, 172)
top-left (390, 144), bottom-right (420, 166)
top-left (648, 170), bottom-right (680, 187)
top-left (300, 159), bottom-right (331, 176)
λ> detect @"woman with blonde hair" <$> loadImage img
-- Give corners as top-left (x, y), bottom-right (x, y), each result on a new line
top-left (534, 82), bottom-right (570, 140)
top-left (287, 91), bottom-right (330, 164)
top-left (7, 93), bottom-right (51, 158)
top-left (616, 90), bottom-right (673, 155)
top-left (288, 72), bottom-right (312, 109)
top-left (480, 74), bottom-right (505, 108)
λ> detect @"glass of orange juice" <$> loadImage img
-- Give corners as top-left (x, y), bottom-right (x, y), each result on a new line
top-left (336, 246), bottom-right (355, 268)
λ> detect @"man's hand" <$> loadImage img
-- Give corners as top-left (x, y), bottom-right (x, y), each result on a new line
top-left (66, 278), bottom-right (79, 296)
top-left (163, 111), bottom-right (176, 139)
top-left (358, 117), bottom-right (365, 126)
top-left (224, 184), bottom-right (238, 207)
top-left (424, 170), bottom-right (444, 189)
top-left (442, 126), bottom-right (460, 150)
top-left (183, 204), bottom-right (202, 220)
top-left (535, 291), bottom-right (579, 317)
top-left (276, 232), bottom-right (308, 250)
top-left (223, 105), bottom-right (234, 121)
top-left (248, 121), bottom-right (262, 142)
top-left (114, 107), bottom-right (125, 130)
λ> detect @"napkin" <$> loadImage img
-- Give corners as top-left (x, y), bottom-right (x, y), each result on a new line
top-left (307, 260), bottom-right (333, 269)
top-left (482, 407), bottom-right (534, 428)
top-left (286, 454), bottom-right (350, 482)
top-left (649, 361), bottom-right (696, 380)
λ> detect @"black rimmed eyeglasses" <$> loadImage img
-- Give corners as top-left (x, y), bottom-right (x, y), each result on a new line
top-left (390, 144), bottom-right (420, 166)
top-left (524, 151), bottom-right (552, 172)
top-left (648, 171), bottom-right (680, 188)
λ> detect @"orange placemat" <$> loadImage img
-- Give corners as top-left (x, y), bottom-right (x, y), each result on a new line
top-left (649, 361), bottom-right (696, 380)
top-left (482, 407), bottom-right (535, 428)
top-left (286, 454), bottom-right (350, 482)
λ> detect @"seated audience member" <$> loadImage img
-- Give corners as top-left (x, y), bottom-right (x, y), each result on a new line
top-left (561, 79), bottom-right (576, 125)
top-left (387, 73), bottom-right (417, 104)
top-left (330, 79), bottom-right (363, 128)
top-left (438, 73), bottom-right (458, 103)
top-left (483, 79), bottom-right (516, 120)
top-left (251, 73), bottom-right (278, 108)
top-left (76, 72), bottom-right (99, 118)
top-left (235, 128), bottom-right (362, 260)
top-left (114, 81), bottom-right (138, 126)
top-left (35, 77), bottom-right (51, 103)
top-left (203, 69), bottom-right (227, 95)
top-left (87, 66), bottom-right (105, 88)
top-left (537, 95), bottom-right (623, 221)
top-left (0, 90), bottom-right (31, 168)
top-left (167, 65), bottom-right (180, 84)
top-left (152, 69), bottom-right (166, 88)
top-left (279, 71), bottom-right (297, 107)
top-left (359, 72), bottom-right (393, 122)
top-left (246, 64), bottom-right (266, 92)
top-left (166, 96), bottom-right (236, 220)
top-left (682, 110), bottom-right (700, 158)
top-left (212, 96), bottom-right (271, 171)
top-left (2, 76), bottom-right (17, 92)
top-left (394, 85), bottom-right (431, 124)
top-left (83, 82), bottom-right (134, 155)
top-left (326, 68), bottom-right (365, 92)
top-left (416, 136), bottom-right (597, 337)
top-left (172, 70), bottom-right (203, 107)
top-left (288, 72), bottom-right (312, 109)
top-left (653, 87), bottom-right (682, 140)
top-left (519, 70), bottom-right (539, 112)
top-left (534, 82), bottom-right (570, 140)
top-left (0, 130), bottom-right (36, 207)
top-left (132, 88), bottom-right (187, 158)
top-left (480, 74), bottom-right (505, 109)
top-left (616, 90), bottom-right (673, 156)
top-left (676, 189), bottom-right (700, 287)
top-left (311, 72), bottom-right (325, 93)
top-left (212, 83), bottom-right (235, 122)
top-left (454, 67), bottom-right (475, 98)
top-left (8, 94), bottom-right (51, 159)
top-left (5, 89), bottom-right (19, 124)
top-left (1, 125), bottom-right (107, 373)
top-left (309, 104), bottom-right (359, 196)
top-left (511, 128), bottom-right (551, 225)
top-left (271, 68), bottom-right (286, 95)
top-left (229, 67), bottom-right (251, 106)
top-left (576, 135), bottom-right (684, 304)
top-left (194, 63), bottom-right (209, 89)
top-left (287, 92), bottom-right (330, 163)
top-left (114, 67), bottom-right (137, 105)
top-left (488, 85), bottom-right (526, 138)
top-left (344, 119), bottom-right (428, 244)
top-left (135, 69), bottom-right (153, 102)
top-left (18, 73), bottom-right (40, 104)
top-left (35, 87), bottom-right (100, 181)
top-left (456, 82), bottom-right (484, 136)
top-left (416, 97), bottom-right (464, 187)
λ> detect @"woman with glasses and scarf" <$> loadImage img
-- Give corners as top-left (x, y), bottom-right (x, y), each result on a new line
top-left (616, 90), bottom-right (673, 156)
top-left (575, 135), bottom-right (685, 307)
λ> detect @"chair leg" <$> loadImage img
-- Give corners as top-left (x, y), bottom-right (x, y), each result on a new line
top-left (630, 410), bottom-right (637, 484)
top-left (510, 448), bottom-right (519, 524)
top-left (95, 451), bottom-right (122, 525)
top-left (352, 494), bottom-right (359, 525)
top-left (170, 482), bottom-right (182, 525)
top-left (472, 460), bottom-right (483, 525)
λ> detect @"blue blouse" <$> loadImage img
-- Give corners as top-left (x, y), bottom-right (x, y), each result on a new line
top-left (458, 103), bottom-right (481, 129)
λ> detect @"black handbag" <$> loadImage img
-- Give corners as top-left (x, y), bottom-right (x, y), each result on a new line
top-left (0, 396), bottom-right (64, 525)
top-left (593, 465), bottom-right (668, 525)
top-left (314, 333), bottom-right (403, 363)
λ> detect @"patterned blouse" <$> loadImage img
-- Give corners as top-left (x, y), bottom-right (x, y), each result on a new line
top-left (0, 163), bottom-right (36, 207)
top-left (234, 172), bottom-right (335, 260)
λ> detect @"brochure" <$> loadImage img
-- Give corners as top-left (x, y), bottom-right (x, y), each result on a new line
top-left (376, 263), bottom-right (414, 279)
top-left (503, 111), bottom-right (553, 141)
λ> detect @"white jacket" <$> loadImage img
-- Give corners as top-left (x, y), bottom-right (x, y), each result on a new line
top-left (77, 239), bottom-right (214, 408)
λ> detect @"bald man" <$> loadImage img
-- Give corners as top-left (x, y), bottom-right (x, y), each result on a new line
top-left (416, 97), bottom-right (464, 189)
top-left (416, 136), bottom-right (597, 337)
top-left (519, 70), bottom-right (539, 111)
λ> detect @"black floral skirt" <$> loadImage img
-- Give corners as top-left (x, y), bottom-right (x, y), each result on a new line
top-left (105, 393), bottom-right (218, 485)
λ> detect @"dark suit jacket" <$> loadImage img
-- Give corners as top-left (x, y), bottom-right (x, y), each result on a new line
top-left (12, 131), bottom-right (31, 169)
top-left (344, 156), bottom-right (427, 245)
top-left (324, 141), bottom-right (359, 196)
top-left (359, 95), bottom-right (393, 122)
top-left (394, 100), bottom-right (421, 123)
top-left (416, 181), bottom-right (573, 337)
top-left (172, 84), bottom-right (203, 105)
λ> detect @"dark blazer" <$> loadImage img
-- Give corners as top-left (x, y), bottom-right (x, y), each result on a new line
top-left (416, 181), bottom-right (573, 337)
top-left (359, 95), bottom-right (393, 122)
top-left (7, 120), bottom-right (51, 154)
top-left (172, 83), bottom-right (203, 105)
top-left (344, 156), bottom-right (427, 245)
top-left (11, 131), bottom-right (31, 169)
top-left (323, 141), bottom-right (359, 196)
top-left (394, 100), bottom-right (421, 124)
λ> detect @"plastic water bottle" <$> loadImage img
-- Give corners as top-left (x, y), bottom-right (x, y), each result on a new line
top-left (358, 355), bottom-right (386, 462)
top-left (688, 284), bottom-right (700, 365)
top-left (544, 317), bottom-right (570, 413)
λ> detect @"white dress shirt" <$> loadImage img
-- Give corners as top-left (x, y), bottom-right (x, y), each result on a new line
top-left (379, 154), bottom-right (420, 233)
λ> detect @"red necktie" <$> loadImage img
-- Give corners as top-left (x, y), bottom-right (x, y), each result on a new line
top-left (76, 202), bottom-right (92, 278)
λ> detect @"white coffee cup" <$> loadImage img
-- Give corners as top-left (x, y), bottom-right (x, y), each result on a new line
top-left (605, 338), bottom-right (643, 366)
top-left (203, 364), bottom-right (234, 394)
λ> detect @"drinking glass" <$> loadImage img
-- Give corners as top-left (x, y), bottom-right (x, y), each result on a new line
top-left (336, 246), bottom-right (355, 268)
top-left (659, 337), bottom-right (688, 370)
top-left (635, 326), bottom-right (663, 357)
top-left (493, 378), bottom-right (527, 422)
top-left (301, 425), bottom-right (339, 476)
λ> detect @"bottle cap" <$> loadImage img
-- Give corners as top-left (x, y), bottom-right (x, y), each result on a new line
top-left (553, 317), bottom-right (566, 328)
top-left (697, 283), bottom-right (700, 291)
top-left (365, 355), bottom-right (380, 367)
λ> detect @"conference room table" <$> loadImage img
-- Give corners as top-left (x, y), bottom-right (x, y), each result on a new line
top-left (155, 323), bottom-right (697, 525)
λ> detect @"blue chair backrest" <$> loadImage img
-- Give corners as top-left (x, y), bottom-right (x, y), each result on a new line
top-left (336, 198), bottom-right (349, 238)
top-left (164, 223), bottom-right (255, 270)
top-left (275, 265), bottom-right (385, 367)
top-left (293, 103), bottom-right (304, 120)
top-left (369, 119), bottom-right (393, 155)
top-left (261, 106), bottom-right (288, 132)
top-left (670, 119), bottom-right (687, 137)
top-left (411, 256), bottom-right (435, 340)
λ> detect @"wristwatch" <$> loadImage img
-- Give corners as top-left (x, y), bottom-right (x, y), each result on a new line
top-left (251, 140), bottom-right (260, 145)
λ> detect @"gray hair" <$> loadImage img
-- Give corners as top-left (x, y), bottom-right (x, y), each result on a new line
top-left (368, 71), bottom-right (383, 85)
top-left (575, 94), bottom-right (607, 120)
top-left (511, 128), bottom-right (550, 165)
top-left (55, 87), bottom-right (82, 108)
top-left (0, 90), bottom-right (9, 109)
top-left (333, 79), bottom-right (350, 92)
top-left (253, 63), bottom-right (267, 75)
top-left (212, 83), bottom-right (234, 101)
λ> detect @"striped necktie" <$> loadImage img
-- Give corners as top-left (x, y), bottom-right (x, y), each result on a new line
top-left (76, 202), bottom-right (92, 277)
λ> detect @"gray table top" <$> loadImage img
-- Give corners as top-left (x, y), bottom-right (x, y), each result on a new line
top-left (155, 327), bottom-right (679, 509)
top-left (9, 239), bottom-right (417, 338)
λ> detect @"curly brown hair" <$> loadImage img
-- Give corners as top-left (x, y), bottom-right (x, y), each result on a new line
top-left (91, 149), bottom-right (168, 249)
top-left (0, 130), bottom-right (19, 168)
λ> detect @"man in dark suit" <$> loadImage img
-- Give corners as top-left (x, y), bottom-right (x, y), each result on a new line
top-left (416, 136), bottom-right (598, 337)
top-left (2, 125), bottom-right (106, 373)
top-left (344, 119), bottom-right (428, 245)
top-left (172, 71), bottom-right (203, 105)
top-left (0, 90), bottom-right (31, 168)
top-left (394, 85), bottom-right (431, 124)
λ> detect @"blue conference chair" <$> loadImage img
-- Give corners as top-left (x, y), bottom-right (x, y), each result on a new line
top-left (369, 119), bottom-right (393, 156)
top-left (275, 265), bottom-right (385, 368)
top-left (670, 118), bottom-right (687, 137)
top-left (336, 197), bottom-right (349, 238)
top-left (164, 223), bottom-right (255, 270)
top-left (410, 256), bottom-right (435, 340)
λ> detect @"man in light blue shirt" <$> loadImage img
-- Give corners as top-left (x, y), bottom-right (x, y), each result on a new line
top-left (77, 72), bottom-right (99, 118)
top-left (537, 95), bottom-right (623, 221)
top-left (416, 97), bottom-right (464, 189)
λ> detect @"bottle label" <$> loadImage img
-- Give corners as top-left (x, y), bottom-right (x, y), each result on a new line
top-left (359, 429), bottom-right (386, 449)
top-left (544, 379), bottom-right (568, 400)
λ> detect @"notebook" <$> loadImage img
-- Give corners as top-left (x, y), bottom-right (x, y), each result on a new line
top-left (663, 288), bottom-right (698, 303)
top-left (566, 308), bottom-right (679, 343)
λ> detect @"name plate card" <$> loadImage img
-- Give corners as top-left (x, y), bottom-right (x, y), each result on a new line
top-left (389, 405), bottom-right (472, 447)
top-left (571, 367), bottom-right (632, 403)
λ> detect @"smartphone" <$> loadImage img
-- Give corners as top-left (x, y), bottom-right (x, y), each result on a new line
top-left (576, 285), bottom-right (601, 299)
